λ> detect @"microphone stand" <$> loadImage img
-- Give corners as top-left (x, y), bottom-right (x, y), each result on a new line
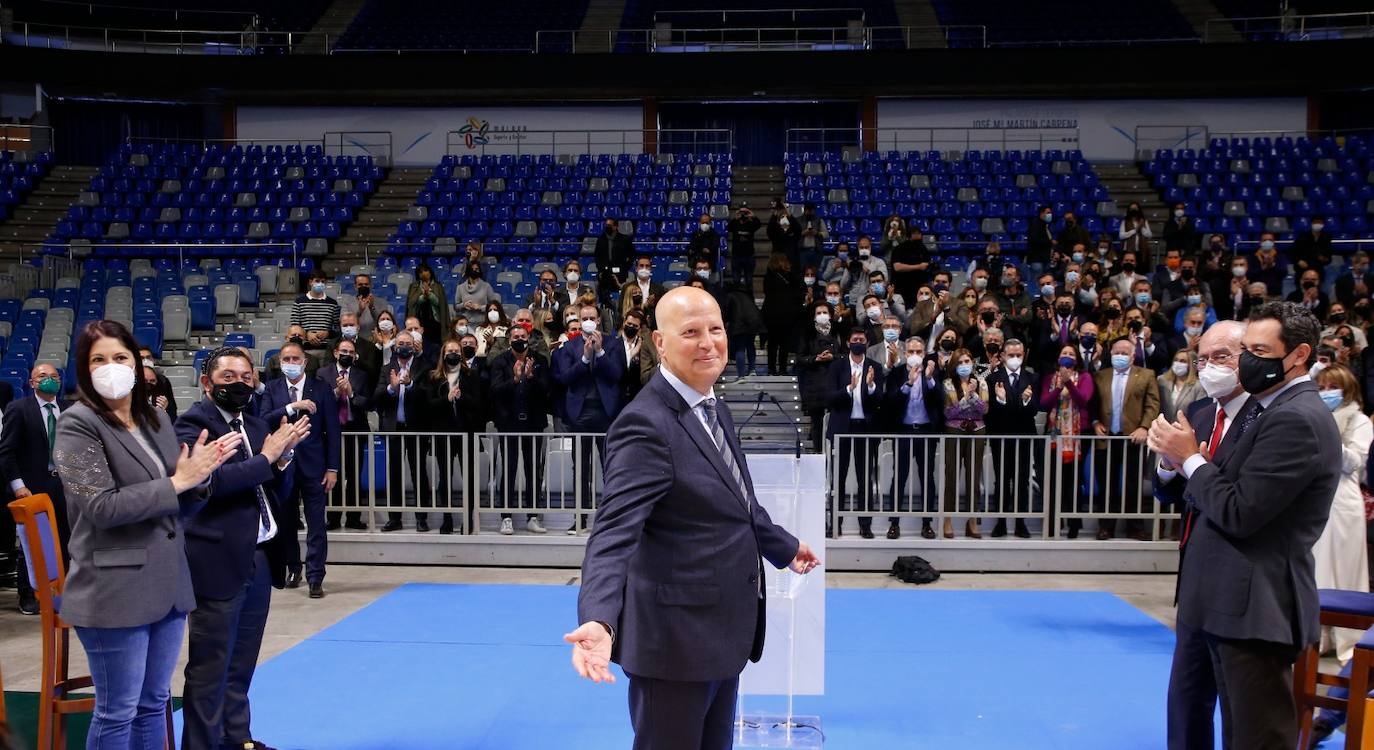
top-left (760, 391), bottom-right (804, 459)
top-left (735, 390), bottom-right (766, 445)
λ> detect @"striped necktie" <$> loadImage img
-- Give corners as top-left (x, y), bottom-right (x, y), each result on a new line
top-left (700, 398), bottom-right (749, 510)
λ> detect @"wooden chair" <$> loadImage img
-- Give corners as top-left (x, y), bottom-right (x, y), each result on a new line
top-left (1295, 589), bottom-right (1374, 748)
top-left (8, 493), bottom-right (173, 749)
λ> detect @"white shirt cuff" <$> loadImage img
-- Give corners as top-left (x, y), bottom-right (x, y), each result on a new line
top-left (1157, 467), bottom-right (1178, 484)
top-left (865, 384), bottom-right (876, 395)
top-left (1181, 454), bottom-right (1207, 478)
top-left (9, 479), bottom-right (24, 492)
top-left (285, 405), bottom-right (297, 417)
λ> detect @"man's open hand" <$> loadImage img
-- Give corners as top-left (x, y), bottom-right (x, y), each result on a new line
top-left (789, 541), bottom-right (821, 574)
top-left (564, 622), bottom-right (616, 684)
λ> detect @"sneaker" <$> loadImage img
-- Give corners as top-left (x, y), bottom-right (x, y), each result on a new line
top-left (526, 517), bottom-right (547, 534)
top-left (566, 524), bottom-right (580, 536)
top-left (499, 518), bottom-right (514, 535)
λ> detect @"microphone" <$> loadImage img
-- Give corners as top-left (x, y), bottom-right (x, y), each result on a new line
top-left (735, 390), bottom-right (766, 444)
top-left (760, 390), bottom-right (804, 459)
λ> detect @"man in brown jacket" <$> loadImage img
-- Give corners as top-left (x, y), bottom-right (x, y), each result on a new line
top-left (1091, 336), bottom-right (1161, 540)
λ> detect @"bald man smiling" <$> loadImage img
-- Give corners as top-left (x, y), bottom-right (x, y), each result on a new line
top-left (566, 286), bottom-right (820, 750)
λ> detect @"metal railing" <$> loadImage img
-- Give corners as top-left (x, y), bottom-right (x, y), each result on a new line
top-left (830, 433), bottom-right (1169, 540)
top-left (26, 241), bottom-right (297, 268)
top-left (0, 124), bottom-right (55, 154)
top-left (990, 36), bottom-right (1202, 48)
top-left (324, 131), bottom-right (393, 167)
top-left (1133, 125), bottom-right (1210, 160)
top-left (651, 7), bottom-right (866, 25)
top-left (1207, 10), bottom-right (1374, 42)
top-left (539, 24), bottom-right (986, 52)
top-left (785, 127), bottom-right (1081, 155)
top-left (364, 239), bottom-right (693, 265)
top-left (26, 0), bottom-right (260, 27)
top-left (1206, 127), bottom-right (1374, 144)
top-left (330, 431), bottom-right (604, 535)
top-left (126, 135), bottom-right (326, 150)
top-left (444, 128), bottom-right (733, 157)
top-left (2, 21), bottom-right (322, 54)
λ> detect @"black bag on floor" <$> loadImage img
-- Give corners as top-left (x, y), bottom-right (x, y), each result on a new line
top-left (890, 555), bottom-right (940, 584)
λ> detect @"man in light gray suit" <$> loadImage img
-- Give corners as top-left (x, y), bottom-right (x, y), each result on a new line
top-left (1150, 301), bottom-right (1341, 749)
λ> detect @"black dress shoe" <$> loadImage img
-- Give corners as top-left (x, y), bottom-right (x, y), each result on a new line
top-left (344, 520), bottom-right (368, 531)
top-left (415, 518), bottom-right (430, 533)
top-left (381, 519), bottom-right (403, 532)
top-left (921, 523), bottom-right (936, 540)
top-left (886, 522), bottom-right (900, 540)
top-left (1308, 717), bottom-right (1336, 749)
top-left (991, 519), bottom-right (1008, 538)
top-left (1014, 520), bottom-right (1031, 538)
top-left (308, 583), bottom-right (324, 599)
top-left (325, 521), bottom-right (341, 532)
top-left (859, 526), bottom-right (874, 540)
top-left (18, 594), bottom-right (38, 615)
top-left (439, 518), bottom-right (454, 535)
top-left (1066, 524), bottom-right (1080, 540)
top-left (285, 570), bottom-right (302, 589)
top-left (1096, 528), bottom-right (1113, 541)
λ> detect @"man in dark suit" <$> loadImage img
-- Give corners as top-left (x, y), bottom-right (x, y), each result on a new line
top-left (1027, 205), bottom-right (1055, 275)
top-left (0, 363), bottom-right (67, 614)
top-left (1151, 320), bottom-right (1248, 750)
top-left (1163, 203), bottom-right (1199, 253)
top-left (372, 330), bottom-right (431, 533)
top-left (258, 342), bottom-right (340, 599)
top-left (322, 337), bottom-right (372, 531)
top-left (489, 322), bottom-right (551, 535)
top-left (882, 337), bottom-right (944, 540)
top-left (336, 311), bottom-right (380, 391)
top-left (985, 338), bottom-right (1039, 538)
top-left (1149, 302), bottom-right (1342, 749)
top-left (552, 303), bottom-right (625, 534)
top-left (176, 346), bottom-right (310, 750)
top-left (1289, 217), bottom-right (1334, 280)
top-left (595, 218), bottom-right (634, 309)
top-left (826, 327), bottom-right (885, 539)
top-left (565, 286), bottom-right (819, 750)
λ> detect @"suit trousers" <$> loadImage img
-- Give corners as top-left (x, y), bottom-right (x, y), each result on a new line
top-left (1168, 619), bottom-right (1220, 750)
top-left (627, 672), bottom-right (739, 750)
top-left (1203, 631), bottom-right (1299, 750)
top-left (834, 419), bottom-right (877, 530)
top-left (182, 549), bottom-right (273, 750)
top-left (568, 406), bottom-right (611, 525)
top-left (282, 463), bottom-right (328, 585)
top-left (328, 428), bottom-right (366, 527)
top-left (893, 423), bottom-right (939, 521)
top-left (989, 433), bottom-right (1039, 515)
top-left (386, 426), bottom-right (431, 524)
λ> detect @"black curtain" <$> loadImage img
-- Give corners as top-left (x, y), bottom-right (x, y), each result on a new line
top-left (658, 101), bottom-right (860, 166)
top-left (48, 97), bottom-right (209, 165)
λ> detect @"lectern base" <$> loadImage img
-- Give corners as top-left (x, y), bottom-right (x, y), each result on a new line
top-left (733, 714), bottom-right (824, 748)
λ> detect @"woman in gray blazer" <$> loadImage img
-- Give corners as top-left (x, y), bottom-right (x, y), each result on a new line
top-left (54, 320), bottom-right (238, 749)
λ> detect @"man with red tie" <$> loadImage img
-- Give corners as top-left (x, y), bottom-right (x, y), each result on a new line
top-left (1153, 320), bottom-right (1248, 749)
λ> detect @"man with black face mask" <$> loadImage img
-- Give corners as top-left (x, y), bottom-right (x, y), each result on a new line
top-left (489, 322), bottom-right (552, 536)
top-left (176, 346), bottom-right (310, 750)
top-left (1149, 301), bottom-right (1341, 750)
top-left (616, 308), bottom-right (657, 404)
top-left (594, 218), bottom-right (635, 309)
top-left (1034, 291), bottom-right (1082, 372)
top-left (347, 272), bottom-right (393, 340)
top-left (322, 337), bottom-right (372, 531)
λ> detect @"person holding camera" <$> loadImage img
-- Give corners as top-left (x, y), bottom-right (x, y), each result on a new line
top-left (595, 218), bottom-right (635, 310)
top-left (727, 204), bottom-right (762, 287)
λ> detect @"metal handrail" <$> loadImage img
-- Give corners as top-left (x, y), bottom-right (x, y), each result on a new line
top-left (444, 128), bottom-right (733, 157)
top-left (3, 20), bottom-right (322, 53)
top-left (651, 7), bottom-right (866, 24)
top-left (1206, 10), bottom-right (1374, 42)
top-left (785, 127), bottom-right (1081, 155)
top-left (328, 46), bottom-right (535, 55)
top-left (990, 36), bottom-right (1202, 47)
top-left (323, 131), bottom-right (394, 167)
top-left (24, 241), bottom-right (298, 268)
top-left (537, 24), bottom-right (987, 52)
top-left (126, 136), bottom-right (326, 149)
top-left (1132, 125), bottom-right (1210, 159)
top-left (866, 24), bottom-right (987, 48)
top-left (25, 0), bottom-right (260, 27)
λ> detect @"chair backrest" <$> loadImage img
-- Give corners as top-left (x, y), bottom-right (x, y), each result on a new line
top-left (8, 494), bottom-right (65, 609)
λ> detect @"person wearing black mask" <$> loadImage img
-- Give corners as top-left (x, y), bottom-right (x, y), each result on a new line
top-left (176, 346), bottom-right (310, 750)
top-left (407, 263), bottom-right (451, 357)
top-left (825, 328), bottom-right (885, 538)
top-left (1075, 321), bottom-right (1105, 373)
top-left (455, 261), bottom-right (501, 318)
top-left (321, 336), bottom-right (372, 531)
top-left (489, 321), bottom-right (552, 536)
top-left (1055, 211), bottom-right (1091, 260)
top-left (1109, 251), bottom-right (1148, 298)
top-left (594, 218), bottom-right (635, 309)
top-left (1336, 250), bottom-right (1374, 310)
top-left (1034, 292), bottom-right (1082, 372)
top-left (1286, 268), bottom-right (1329, 321)
top-left (616, 309), bottom-right (657, 404)
top-left (349, 272), bottom-right (393, 340)
top-left (372, 331), bottom-right (431, 533)
top-left (417, 337), bottom-right (480, 534)
top-left (1198, 234), bottom-right (1233, 285)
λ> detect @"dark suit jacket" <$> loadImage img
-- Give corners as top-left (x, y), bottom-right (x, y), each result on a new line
top-left (175, 398), bottom-right (291, 600)
top-left (552, 335), bottom-right (625, 422)
top-left (880, 362), bottom-right (945, 431)
top-left (152, 371), bottom-right (178, 421)
top-left (578, 372), bottom-right (800, 682)
top-left (371, 354), bottom-right (430, 431)
top-left (1289, 231), bottom-right (1333, 275)
top-left (259, 374), bottom-right (341, 478)
top-left (594, 233), bottom-right (634, 278)
top-left (1179, 380), bottom-right (1342, 647)
top-left (824, 355), bottom-right (885, 436)
top-left (985, 365), bottom-right (1041, 435)
top-left (318, 363), bottom-right (372, 431)
top-left (0, 395), bottom-right (67, 500)
top-left (488, 351), bottom-right (551, 431)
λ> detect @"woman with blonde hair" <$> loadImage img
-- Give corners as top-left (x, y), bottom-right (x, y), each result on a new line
top-left (941, 347), bottom-right (988, 539)
top-left (1158, 348), bottom-right (1204, 419)
top-left (1312, 363), bottom-right (1372, 662)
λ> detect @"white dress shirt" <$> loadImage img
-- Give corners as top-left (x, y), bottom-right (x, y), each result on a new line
top-left (11, 393), bottom-right (62, 491)
top-left (215, 405), bottom-right (279, 544)
top-left (1159, 392), bottom-right (1250, 483)
top-left (1180, 376), bottom-right (1307, 478)
top-left (848, 356), bottom-right (874, 419)
top-left (659, 363), bottom-right (717, 446)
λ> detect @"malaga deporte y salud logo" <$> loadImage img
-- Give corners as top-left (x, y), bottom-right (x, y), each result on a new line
top-left (459, 117), bottom-right (491, 149)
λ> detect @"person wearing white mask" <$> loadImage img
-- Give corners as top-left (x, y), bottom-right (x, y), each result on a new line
top-left (1152, 320), bottom-right (1248, 749)
top-left (1158, 349), bottom-right (1205, 429)
top-left (552, 304), bottom-right (626, 534)
top-left (767, 197), bottom-right (801, 266)
top-left (291, 268), bottom-right (341, 353)
top-left (687, 212), bottom-right (722, 269)
top-left (865, 313), bottom-right (905, 374)
top-left (474, 301), bottom-right (510, 358)
top-left (796, 301), bottom-right (839, 452)
top-left (554, 260), bottom-right (595, 315)
top-left (842, 236), bottom-right (888, 305)
top-left (1290, 215), bottom-right (1334, 279)
top-left (985, 338), bottom-right (1039, 539)
top-left (1091, 337), bottom-right (1161, 541)
top-left (619, 255), bottom-right (666, 327)
top-left (55, 322), bottom-right (242, 749)
top-left (881, 336), bottom-right (944, 539)
top-left (1169, 306), bottom-right (1210, 356)
top-left (690, 257), bottom-right (722, 299)
top-left (370, 310), bottom-right (399, 367)
top-left (336, 311), bottom-right (380, 387)
top-left (1163, 201), bottom-right (1198, 252)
